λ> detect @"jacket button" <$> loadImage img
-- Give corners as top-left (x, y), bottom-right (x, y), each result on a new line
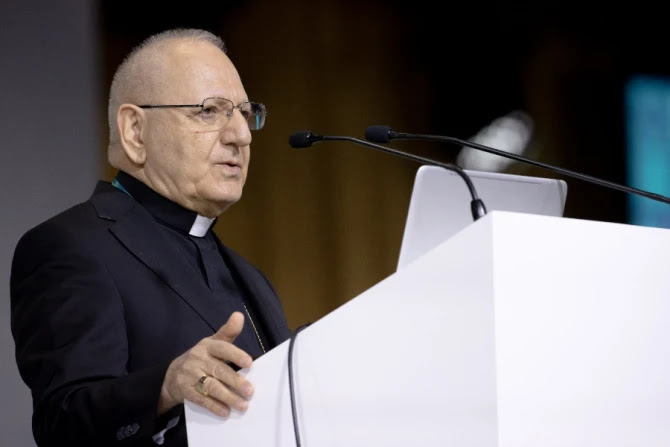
top-left (116, 423), bottom-right (140, 440)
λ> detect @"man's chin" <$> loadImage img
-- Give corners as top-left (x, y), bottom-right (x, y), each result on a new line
top-left (203, 192), bottom-right (242, 216)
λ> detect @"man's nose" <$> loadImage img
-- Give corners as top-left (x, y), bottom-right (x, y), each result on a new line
top-left (221, 109), bottom-right (252, 147)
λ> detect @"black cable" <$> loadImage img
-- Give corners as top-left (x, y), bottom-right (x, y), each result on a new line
top-left (288, 323), bottom-right (312, 447)
top-left (320, 135), bottom-right (487, 219)
top-left (288, 131), bottom-right (488, 221)
top-left (391, 130), bottom-right (670, 206)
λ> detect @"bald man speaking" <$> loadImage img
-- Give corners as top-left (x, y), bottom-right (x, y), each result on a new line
top-left (10, 29), bottom-right (290, 446)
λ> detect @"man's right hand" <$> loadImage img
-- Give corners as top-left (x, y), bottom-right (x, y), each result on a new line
top-left (157, 311), bottom-right (254, 417)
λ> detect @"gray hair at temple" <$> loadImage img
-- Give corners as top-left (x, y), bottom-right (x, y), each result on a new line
top-left (107, 29), bottom-right (227, 152)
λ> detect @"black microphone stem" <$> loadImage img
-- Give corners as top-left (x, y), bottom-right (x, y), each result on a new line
top-left (392, 132), bottom-right (670, 205)
top-left (321, 135), bottom-right (487, 220)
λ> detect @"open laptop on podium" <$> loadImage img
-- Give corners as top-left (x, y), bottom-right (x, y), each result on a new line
top-left (397, 166), bottom-right (568, 270)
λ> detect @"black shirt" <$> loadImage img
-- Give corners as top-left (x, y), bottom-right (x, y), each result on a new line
top-left (113, 170), bottom-right (268, 359)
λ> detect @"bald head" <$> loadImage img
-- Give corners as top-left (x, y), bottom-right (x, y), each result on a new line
top-left (107, 29), bottom-right (226, 162)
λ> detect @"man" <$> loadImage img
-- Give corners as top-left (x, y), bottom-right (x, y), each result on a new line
top-left (10, 28), bottom-right (290, 446)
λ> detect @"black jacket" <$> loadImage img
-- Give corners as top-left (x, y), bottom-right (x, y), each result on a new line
top-left (10, 181), bottom-right (290, 446)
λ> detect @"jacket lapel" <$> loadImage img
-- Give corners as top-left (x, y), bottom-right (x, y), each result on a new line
top-left (89, 182), bottom-right (229, 333)
top-left (217, 240), bottom-right (291, 346)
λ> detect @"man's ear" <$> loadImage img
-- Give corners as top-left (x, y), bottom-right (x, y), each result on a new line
top-left (117, 104), bottom-right (147, 165)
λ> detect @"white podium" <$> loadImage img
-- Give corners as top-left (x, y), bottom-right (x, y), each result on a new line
top-left (186, 211), bottom-right (670, 446)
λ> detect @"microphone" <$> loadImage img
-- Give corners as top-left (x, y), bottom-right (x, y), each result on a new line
top-left (366, 125), bottom-right (670, 205)
top-left (288, 131), bottom-right (323, 148)
top-left (288, 131), bottom-right (487, 221)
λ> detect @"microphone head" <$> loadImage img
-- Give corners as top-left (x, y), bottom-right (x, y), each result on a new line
top-left (365, 125), bottom-right (393, 143)
top-left (289, 131), bottom-right (316, 148)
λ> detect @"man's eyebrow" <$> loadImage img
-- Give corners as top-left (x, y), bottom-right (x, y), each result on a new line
top-left (207, 96), bottom-right (250, 104)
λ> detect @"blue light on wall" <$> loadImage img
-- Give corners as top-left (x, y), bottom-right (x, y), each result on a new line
top-left (625, 75), bottom-right (670, 228)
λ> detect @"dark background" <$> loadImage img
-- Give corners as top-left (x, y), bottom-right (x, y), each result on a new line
top-left (100, 1), bottom-right (670, 325)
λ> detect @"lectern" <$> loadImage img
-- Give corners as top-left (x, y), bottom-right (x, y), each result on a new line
top-left (186, 186), bottom-right (670, 446)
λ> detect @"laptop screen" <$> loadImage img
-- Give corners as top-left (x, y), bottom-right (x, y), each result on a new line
top-left (396, 166), bottom-right (567, 270)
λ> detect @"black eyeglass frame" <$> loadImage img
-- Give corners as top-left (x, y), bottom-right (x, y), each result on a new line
top-left (137, 97), bottom-right (267, 130)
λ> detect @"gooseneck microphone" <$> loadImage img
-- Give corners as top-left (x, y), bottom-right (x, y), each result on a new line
top-left (289, 131), bottom-right (487, 221)
top-left (366, 125), bottom-right (670, 205)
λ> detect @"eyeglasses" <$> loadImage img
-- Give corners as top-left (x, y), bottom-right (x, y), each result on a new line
top-left (138, 97), bottom-right (267, 131)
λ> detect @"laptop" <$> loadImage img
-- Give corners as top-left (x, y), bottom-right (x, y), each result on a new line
top-left (396, 166), bottom-right (568, 270)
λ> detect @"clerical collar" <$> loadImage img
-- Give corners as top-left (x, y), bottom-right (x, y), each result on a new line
top-left (112, 171), bottom-right (216, 237)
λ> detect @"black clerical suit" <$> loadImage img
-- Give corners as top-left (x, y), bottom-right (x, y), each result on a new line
top-left (10, 171), bottom-right (291, 446)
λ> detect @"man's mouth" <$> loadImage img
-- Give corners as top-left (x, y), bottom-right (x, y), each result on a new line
top-left (220, 160), bottom-right (240, 168)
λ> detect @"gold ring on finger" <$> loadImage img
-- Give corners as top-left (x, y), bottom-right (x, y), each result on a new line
top-left (195, 374), bottom-right (210, 397)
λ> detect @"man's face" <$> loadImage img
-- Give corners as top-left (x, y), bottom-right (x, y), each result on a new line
top-left (141, 41), bottom-right (252, 217)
